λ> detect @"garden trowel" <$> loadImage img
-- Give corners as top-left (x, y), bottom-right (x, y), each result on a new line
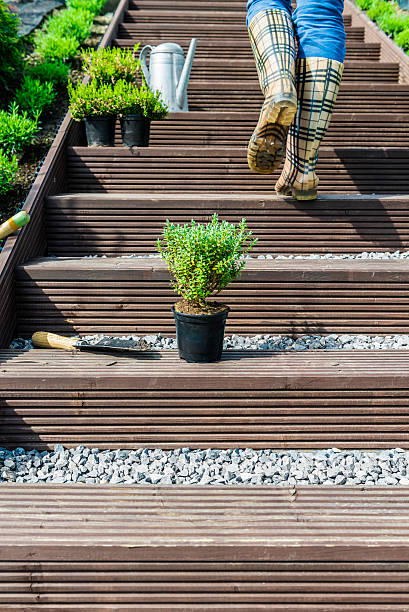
top-left (32, 332), bottom-right (150, 356)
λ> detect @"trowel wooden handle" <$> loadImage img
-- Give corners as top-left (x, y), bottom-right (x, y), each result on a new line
top-left (0, 211), bottom-right (30, 240)
top-left (32, 332), bottom-right (78, 351)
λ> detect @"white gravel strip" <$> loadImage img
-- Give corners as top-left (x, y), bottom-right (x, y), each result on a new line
top-left (81, 251), bottom-right (409, 260)
top-left (1, 446), bottom-right (409, 485)
top-left (11, 333), bottom-right (409, 352)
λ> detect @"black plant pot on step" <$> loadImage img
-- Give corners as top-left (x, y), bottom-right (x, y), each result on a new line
top-left (84, 116), bottom-right (116, 147)
top-left (172, 306), bottom-right (230, 363)
top-left (120, 114), bottom-right (151, 147)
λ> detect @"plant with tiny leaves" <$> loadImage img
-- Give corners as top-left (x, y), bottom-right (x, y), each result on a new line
top-left (114, 79), bottom-right (168, 119)
top-left (0, 102), bottom-right (40, 156)
top-left (0, 148), bottom-right (18, 195)
top-left (81, 45), bottom-right (141, 84)
top-left (27, 61), bottom-right (70, 87)
top-left (14, 76), bottom-right (56, 117)
top-left (68, 80), bottom-right (118, 119)
top-left (157, 214), bottom-right (257, 309)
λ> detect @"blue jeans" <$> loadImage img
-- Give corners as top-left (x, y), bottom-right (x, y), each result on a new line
top-left (246, 0), bottom-right (346, 63)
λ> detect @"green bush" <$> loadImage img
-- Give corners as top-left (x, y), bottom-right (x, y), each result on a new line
top-left (0, 148), bottom-right (18, 195)
top-left (357, 0), bottom-right (409, 55)
top-left (0, 102), bottom-right (40, 155)
top-left (27, 60), bottom-right (70, 86)
top-left (45, 8), bottom-right (93, 42)
top-left (14, 76), bottom-right (56, 117)
top-left (82, 45), bottom-right (141, 84)
top-left (66, 0), bottom-right (106, 15)
top-left (34, 31), bottom-right (79, 61)
top-left (114, 80), bottom-right (168, 119)
top-left (68, 80), bottom-right (118, 119)
top-left (157, 214), bottom-right (257, 309)
top-left (0, 0), bottom-right (23, 107)
top-left (395, 28), bottom-right (409, 50)
top-left (356, 0), bottom-right (372, 9)
top-left (378, 12), bottom-right (409, 35)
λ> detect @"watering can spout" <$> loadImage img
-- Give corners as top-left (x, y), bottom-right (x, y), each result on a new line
top-left (176, 38), bottom-right (197, 110)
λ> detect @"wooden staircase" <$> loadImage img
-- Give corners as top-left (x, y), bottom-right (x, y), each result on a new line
top-left (1, 0), bottom-right (409, 607)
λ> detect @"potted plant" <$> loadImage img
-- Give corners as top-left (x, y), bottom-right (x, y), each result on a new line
top-left (157, 214), bottom-right (257, 363)
top-left (114, 79), bottom-right (168, 147)
top-left (68, 80), bottom-right (118, 146)
top-left (81, 44), bottom-right (141, 85)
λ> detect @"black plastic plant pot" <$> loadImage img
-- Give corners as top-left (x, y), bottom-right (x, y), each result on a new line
top-left (171, 305), bottom-right (230, 363)
top-left (84, 116), bottom-right (116, 147)
top-left (120, 114), bottom-right (151, 147)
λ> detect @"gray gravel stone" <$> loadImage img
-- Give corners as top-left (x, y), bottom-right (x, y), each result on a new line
top-left (1, 446), bottom-right (409, 486)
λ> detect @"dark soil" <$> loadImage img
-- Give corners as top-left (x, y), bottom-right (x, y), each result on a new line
top-left (174, 300), bottom-right (229, 316)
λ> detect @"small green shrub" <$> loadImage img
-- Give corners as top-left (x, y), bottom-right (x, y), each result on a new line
top-left (34, 31), bottom-right (79, 61)
top-left (0, 148), bottom-right (18, 195)
top-left (27, 60), bottom-right (70, 86)
top-left (377, 12), bottom-right (409, 35)
top-left (114, 80), bottom-right (168, 119)
top-left (395, 28), bottom-right (409, 50)
top-left (0, 0), bottom-right (23, 106)
top-left (81, 45), bottom-right (141, 84)
top-left (356, 0), bottom-right (372, 9)
top-left (14, 76), bottom-right (56, 117)
top-left (45, 8), bottom-right (93, 42)
top-left (68, 80), bottom-right (118, 119)
top-left (0, 102), bottom-right (40, 155)
top-left (157, 214), bottom-right (257, 309)
top-left (66, 0), bottom-right (106, 15)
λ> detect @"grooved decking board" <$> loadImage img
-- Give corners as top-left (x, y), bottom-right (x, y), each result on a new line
top-left (0, 487), bottom-right (409, 610)
top-left (15, 257), bottom-right (409, 335)
top-left (44, 193), bottom-right (409, 256)
top-left (66, 146), bottom-right (409, 194)
top-left (112, 112), bottom-right (409, 148)
top-left (186, 60), bottom-right (400, 83)
top-left (118, 23), bottom-right (365, 40)
top-left (4, 351), bottom-right (409, 448)
top-left (115, 37), bottom-right (382, 60)
top-left (186, 82), bottom-right (409, 112)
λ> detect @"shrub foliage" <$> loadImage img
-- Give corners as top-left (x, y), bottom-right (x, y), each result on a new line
top-left (356, 0), bottom-right (409, 53)
top-left (0, 103), bottom-right (40, 156)
top-left (157, 215), bottom-right (257, 308)
top-left (114, 80), bottom-right (168, 119)
top-left (14, 76), bottom-right (56, 117)
top-left (68, 80), bottom-right (118, 118)
top-left (27, 61), bottom-right (70, 87)
top-left (81, 45), bottom-right (141, 84)
top-left (0, 0), bottom-right (23, 107)
top-left (0, 148), bottom-right (18, 195)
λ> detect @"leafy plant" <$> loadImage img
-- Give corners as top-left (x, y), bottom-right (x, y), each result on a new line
top-left (34, 31), bottom-right (79, 62)
top-left (0, 102), bottom-right (40, 155)
top-left (395, 27), bottom-right (409, 50)
top-left (114, 79), bottom-right (168, 119)
top-left (377, 12), bottom-right (409, 35)
top-left (45, 8), bottom-right (93, 42)
top-left (356, 0), bottom-right (372, 9)
top-left (157, 214), bottom-right (257, 309)
top-left (27, 60), bottom-right (70, 86)
top-left (357, 0), bottom-right (409, 55)
top-left (68, 80), bottom-right (118, 119)
top-left (366, 0), bottom-right (395, 21)
top-left (0, 0), bottom-right (23, 106)
top-left (14, 76), bottom-right (56, 117)
top-left (0, 148), bottom-right (18, 195)
top-left (81, 45), bottom-right (141, 84)
top-left (66, 0), bottom-right (106, 14)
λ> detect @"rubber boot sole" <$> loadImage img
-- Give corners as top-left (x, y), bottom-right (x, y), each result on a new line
top-left (247, 96), bottom-right (297, 175)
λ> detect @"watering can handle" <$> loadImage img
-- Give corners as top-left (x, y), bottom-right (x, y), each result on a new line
top-left (139, 45), bottom-right (153, 86)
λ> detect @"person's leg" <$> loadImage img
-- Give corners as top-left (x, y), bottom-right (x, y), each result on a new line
top-left (246, 0), bottom-right (297, 174)
top-left (275, 0), bottom-right (345, 200)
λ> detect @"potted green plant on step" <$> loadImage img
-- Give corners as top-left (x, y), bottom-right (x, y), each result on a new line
top-left (68, 80), bottom-right (118, 146)
top-left (114, 80), bottom-right (168, 147)
top-left (158, 214), bottom-right (257, 363)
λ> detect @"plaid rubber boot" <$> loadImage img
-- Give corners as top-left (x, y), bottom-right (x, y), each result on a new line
top-left (275, 57), bottom-right (344, 200)
top-left (247, 9), bottom-right (297, 174)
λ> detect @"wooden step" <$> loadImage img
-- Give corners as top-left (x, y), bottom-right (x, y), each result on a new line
top-left (65, 146), bottom-right (409, 195)
top-left (124, 9), bottom-right (353, 27)
top-left (0, 485), bottom-right (408, 609)
top-left (113, 112), bottom-right (409, 148)
top-left (188, 60), bottom-right (399, 83)
top-left (115, 37), bottom-right (381, 60)
top-left (4, 350), bottom-right (409, 448)
top-left (187, 82), bottom-right (409, 112)
top-left (15, 256), bottom-right (409, 336)
top-left (45, 193), bottom-right (409, 256)
top-left (118, 23), bottom-right (365, 41)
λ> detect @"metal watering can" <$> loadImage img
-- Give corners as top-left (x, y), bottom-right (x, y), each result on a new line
top-left (139, 39), bottom-right (197, 112)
